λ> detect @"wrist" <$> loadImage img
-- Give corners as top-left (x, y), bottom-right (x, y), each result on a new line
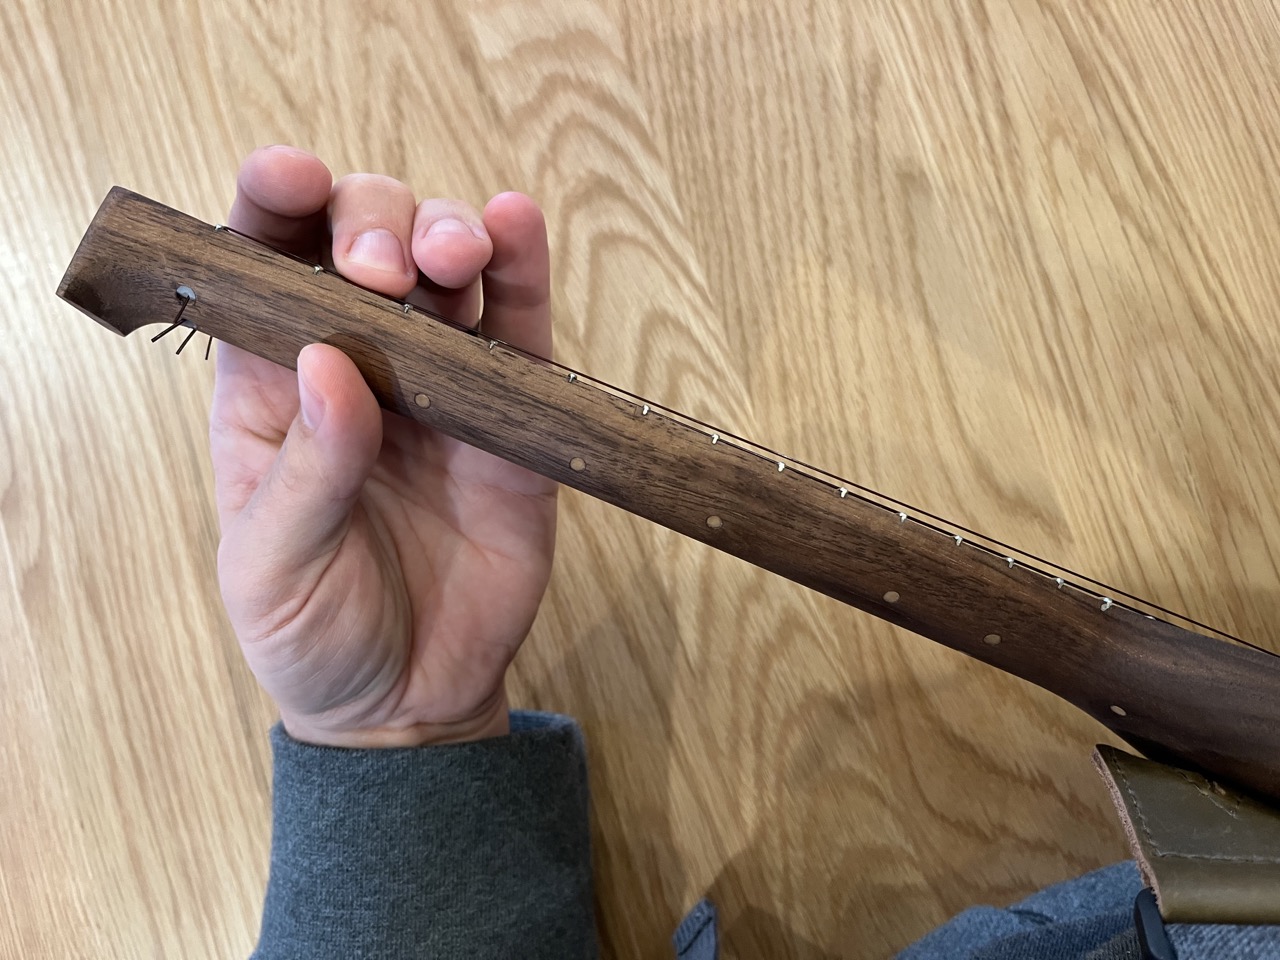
top-left (279, 690), bottom-right (512, 749)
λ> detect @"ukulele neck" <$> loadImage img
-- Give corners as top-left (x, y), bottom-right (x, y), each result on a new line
top-left (58, 186), bottom-right (1280, 803)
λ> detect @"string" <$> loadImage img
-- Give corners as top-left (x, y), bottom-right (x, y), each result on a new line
top-left (208, 224), bottom-right (1266, 654)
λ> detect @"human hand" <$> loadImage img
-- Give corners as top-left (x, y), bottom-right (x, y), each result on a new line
top-left (211, 146), bottom-right (556, 748)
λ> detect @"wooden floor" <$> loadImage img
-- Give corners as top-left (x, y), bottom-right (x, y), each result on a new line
top-left (6, 1), bottom-right (1280, 956)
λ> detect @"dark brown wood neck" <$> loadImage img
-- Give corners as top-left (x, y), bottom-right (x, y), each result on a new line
top-left (58, 186), bottom-right (1280, 803)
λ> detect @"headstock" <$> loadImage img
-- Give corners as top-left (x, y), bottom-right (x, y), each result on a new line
top-left (58, 187), bottom-right (206, 339)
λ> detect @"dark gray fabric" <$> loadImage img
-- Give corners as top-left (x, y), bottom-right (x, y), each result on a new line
top-left (252, 711), bottom-right (597, 960)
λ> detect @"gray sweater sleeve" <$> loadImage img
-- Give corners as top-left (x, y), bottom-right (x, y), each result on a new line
top-left (252, 711), bottom-right (598, 960)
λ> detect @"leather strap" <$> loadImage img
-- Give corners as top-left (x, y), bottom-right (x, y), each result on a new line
top-left (1093, 745), bottom-right (1280, 923)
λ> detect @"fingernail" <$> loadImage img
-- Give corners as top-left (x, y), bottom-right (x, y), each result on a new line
top-left (348, 228), bottom-right (407, 273)
top-left (426, 217), bottom-right (482, 240)
top-left (298, 360), bottom-right (326, 431)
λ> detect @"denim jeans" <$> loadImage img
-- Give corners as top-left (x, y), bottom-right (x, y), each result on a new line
top-left (675, 862), bottom-right (1280, 959)
top-left (895, 862), bottom-right (1280, 960)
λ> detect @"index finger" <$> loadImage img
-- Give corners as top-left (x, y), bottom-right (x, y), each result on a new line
top-left (227, 145), bottom-right (333, 259)
top-left (214, 146), bottom-right (334, 428)
top-left (479, 192), bottom-right (552, 360)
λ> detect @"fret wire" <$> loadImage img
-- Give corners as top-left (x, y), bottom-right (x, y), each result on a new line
top-left (211, 223), bottom-right (1256, 651)
top-left (642, 405), bottom-right (1250, 643)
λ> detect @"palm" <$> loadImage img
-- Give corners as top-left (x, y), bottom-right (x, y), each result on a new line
top-left (212, 147), bottom-right (556, 746)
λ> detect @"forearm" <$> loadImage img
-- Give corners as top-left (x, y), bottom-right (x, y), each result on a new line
top-left (252, 711), bottom-right (597, 960)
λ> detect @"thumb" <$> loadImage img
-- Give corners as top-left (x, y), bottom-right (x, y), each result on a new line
top-left (228, 344), bottom-right (383, 588)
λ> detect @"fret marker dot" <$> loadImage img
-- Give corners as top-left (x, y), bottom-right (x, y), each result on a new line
top-left (414, 393), bottom-right (431, 408)
top-left (1110, 704), bottom-right (1127, 717)
top-left (883, 591), bottom-right (900, 603)
top-left (570, 457), bottom-right (586, 472)
top-left (983, 633), bottom-right (1001, 646)
top-left (706, 515), bottom-right (723, 529)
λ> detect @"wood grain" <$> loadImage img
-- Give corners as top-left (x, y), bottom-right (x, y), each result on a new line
top-left (6, 1), bottom-right (1280, 957)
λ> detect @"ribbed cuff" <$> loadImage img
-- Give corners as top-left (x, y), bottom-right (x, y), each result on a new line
top-left (253, 711), bottom-right (597, 960)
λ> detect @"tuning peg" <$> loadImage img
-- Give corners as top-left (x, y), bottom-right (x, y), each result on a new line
top-left (151, 291), bottom-right (193, 343)
top-left (175, 326), bottom-right (198, 355)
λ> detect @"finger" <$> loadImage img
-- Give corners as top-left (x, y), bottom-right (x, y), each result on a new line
top-left (228, 145), bottom-right (332, 257)
top-left (215, 147), bottom-right (333, 476)
top-left (329, 174), bottom-right (418, 298)
top-left (404, 277), bottom-right (483, 329)
top-left (478, 192), bottom-right (552, 359)
top-left (409, 199), bottom-right (492, 328)
top-left (223, 345), bottom-right (383, 586)
top-left (411, 198), bottom-right (492, 290)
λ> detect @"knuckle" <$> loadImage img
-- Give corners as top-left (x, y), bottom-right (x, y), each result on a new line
top-left (416, 196), bottom-right (483, 225)
top-left (334, 172), bottom-right (413, 201)
top-left (272, 452), bottom-right (313, 502)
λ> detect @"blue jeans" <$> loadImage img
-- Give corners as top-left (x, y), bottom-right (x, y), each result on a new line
top-left (676, 863), bottom-right (1280, 959)
top-left (895, 862), bottom-right (1280, 960)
